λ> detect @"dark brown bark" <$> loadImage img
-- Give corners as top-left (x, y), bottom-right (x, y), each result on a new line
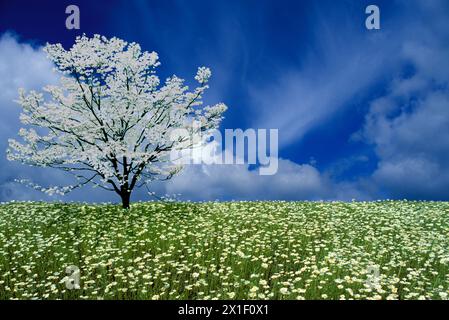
top-left (120, 190), bottom-right (131, 209)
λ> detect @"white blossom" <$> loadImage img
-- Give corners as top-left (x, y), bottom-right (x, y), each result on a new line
top-left (194, 67), bottom-right (212, 84)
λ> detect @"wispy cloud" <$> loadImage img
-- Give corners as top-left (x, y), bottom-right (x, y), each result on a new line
top-left (248, 4), bottom-right (400, 148)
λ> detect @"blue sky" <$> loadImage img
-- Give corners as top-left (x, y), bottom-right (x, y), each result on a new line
top-left (0, 0), bottom-right (449, 203)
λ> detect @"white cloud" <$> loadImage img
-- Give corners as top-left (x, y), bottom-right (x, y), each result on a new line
top-left (0, 33), bottom-right (56, 201)
top-left (365, 90), bottom-right (449, 199)
top-left (359, 1), bottom-right (449, 199)
top-left (0, 33), bottom-right (57, 138)
top-left (165, 158), bottom-right (367, 201)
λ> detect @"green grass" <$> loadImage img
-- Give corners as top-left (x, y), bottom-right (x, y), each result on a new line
top-left (0, 200), bottom-right (448, 300)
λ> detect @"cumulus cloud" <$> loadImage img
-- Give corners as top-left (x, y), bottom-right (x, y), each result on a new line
top-left (0, 33), bottom-right (57, 201)
top-left (165, 157), bottom-right (367, 201)
top-left (0, 33), bottom-right (115, 203)
top-left (167, 160), bottom-right (324, 201)
top-left (359, 0), bottom-right (449, 199)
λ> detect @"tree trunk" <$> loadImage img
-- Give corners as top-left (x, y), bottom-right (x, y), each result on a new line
top-left (120, 191), bottom-right (131, 209)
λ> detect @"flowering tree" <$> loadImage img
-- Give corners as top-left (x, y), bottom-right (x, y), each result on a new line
top-left (7, 35), bottom-right (227, 208)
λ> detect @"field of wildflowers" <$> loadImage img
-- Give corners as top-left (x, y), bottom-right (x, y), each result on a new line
top-left (0, 201), bottom-right (448, 300)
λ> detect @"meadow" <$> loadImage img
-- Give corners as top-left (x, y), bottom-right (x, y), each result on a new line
top-left (0, 200), bottom-right (448, 300)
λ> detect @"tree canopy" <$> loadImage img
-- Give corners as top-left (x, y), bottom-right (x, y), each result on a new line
top-left (7, 34), bottom-right (227, 208)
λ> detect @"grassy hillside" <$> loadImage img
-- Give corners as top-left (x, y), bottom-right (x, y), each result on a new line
top-left (0, 201), bottom-right (448, 300)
